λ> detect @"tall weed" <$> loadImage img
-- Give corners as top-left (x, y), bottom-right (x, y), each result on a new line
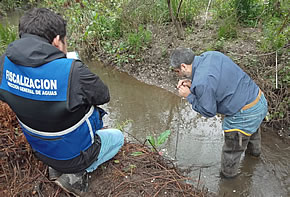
top-left (0, 24), bottom-right (17, 54)
top-left (127, 25), bottom-right (152, 54)
top-left (217, 17), bottom-right (238, 40)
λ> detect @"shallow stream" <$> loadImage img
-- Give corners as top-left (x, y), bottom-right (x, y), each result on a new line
top-left (88, 61), bottom-right (290, 197)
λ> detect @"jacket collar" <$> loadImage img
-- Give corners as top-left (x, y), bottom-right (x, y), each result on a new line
top-left (191, 55), bottom-right (201, 78)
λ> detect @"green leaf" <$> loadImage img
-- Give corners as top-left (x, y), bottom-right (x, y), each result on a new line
top-left (129, 164), bottom-right (136, 169)
top-left (147, 136), bottom-right (156, 146)
top-left (157, 130), bottom-right (171, 146)
top-left (130, 152), bottom-right (143, 156)
top-left (114, 160), bottom-right (120, 164)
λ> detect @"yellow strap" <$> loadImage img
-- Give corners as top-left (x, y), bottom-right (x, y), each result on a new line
top-left (242, 89), bottom-right (262, 110)
top-left (224, 129), bottom-right (252, 136)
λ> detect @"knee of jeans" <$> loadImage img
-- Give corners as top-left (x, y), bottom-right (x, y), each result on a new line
top-left (114, 129), bottom-right (124, 145)
top-left (98, 129), bottom-right (124, 145)
top-left (118, 132), bottom-right (124, 146)
top-left (107, 129), bottom-right (124, 145)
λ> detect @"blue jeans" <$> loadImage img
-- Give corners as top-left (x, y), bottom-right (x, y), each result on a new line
top-left (221, 93), bottom-right (268, 177)
top-left (222, 93), bottom-right (268, 135)
top-left (85, 129), bottom-right (124, 172)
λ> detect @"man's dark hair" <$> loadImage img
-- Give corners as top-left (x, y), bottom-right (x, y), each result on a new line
top-left (19, 8), bottom-right (67, 43)
top-left (170, 48), bottom-right (195, 69)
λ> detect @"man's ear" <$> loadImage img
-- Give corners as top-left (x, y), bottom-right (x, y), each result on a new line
top-left (52, 35), bottom-right (61, 48)
top-left (180, 63), bottom-right (186, 71)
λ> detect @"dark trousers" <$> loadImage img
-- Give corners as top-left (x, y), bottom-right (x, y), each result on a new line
top-left (221, 128), bottom-right (261, 178)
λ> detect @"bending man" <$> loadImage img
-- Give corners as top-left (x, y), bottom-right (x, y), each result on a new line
top-left (170, 48), bottom-right (268, 178)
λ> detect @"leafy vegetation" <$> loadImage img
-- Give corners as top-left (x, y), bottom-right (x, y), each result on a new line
top-left (0, 24), bottom-right (17, 54)
top-left (234, 0), bottom-right (263, 26)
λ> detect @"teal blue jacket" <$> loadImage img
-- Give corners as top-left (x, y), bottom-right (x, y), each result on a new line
top-left (187, 51), bottom-right (259, 117)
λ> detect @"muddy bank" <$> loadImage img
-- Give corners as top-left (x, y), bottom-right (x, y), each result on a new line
top-left (92, 23), bottom-right (289, 140)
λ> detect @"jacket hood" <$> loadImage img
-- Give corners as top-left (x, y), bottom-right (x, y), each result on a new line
top-left (6, 34), bottom-right (66, 67)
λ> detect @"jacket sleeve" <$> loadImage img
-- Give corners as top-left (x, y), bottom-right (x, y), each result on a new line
top-left (68, 60), bottom-right (110, 111)
top-left (0, 55), bottom-right (5, 102)
top-left (186, 84), bottom-right (217, 118)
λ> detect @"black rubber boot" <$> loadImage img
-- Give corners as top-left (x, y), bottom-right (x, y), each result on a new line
top-left (245, 128), bottom-right (261, 157)
top-left (221, 131), bottom-right (247, 178)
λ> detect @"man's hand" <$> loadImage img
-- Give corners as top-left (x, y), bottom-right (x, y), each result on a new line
top-left (178, 85), bottom-right (191, 98)
top-left (177, 79), bottom-right (191, 89)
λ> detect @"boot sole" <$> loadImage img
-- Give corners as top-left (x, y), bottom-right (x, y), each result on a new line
top-left (54, 178), bottom-right (81, 197)
top-left (220, 171), bottom-right (239, 179)
top-left (48, 167), bottom-right (63, 181)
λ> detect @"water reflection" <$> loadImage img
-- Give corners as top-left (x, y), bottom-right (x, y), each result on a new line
top-left (87, 61), bottom-right (182, 140)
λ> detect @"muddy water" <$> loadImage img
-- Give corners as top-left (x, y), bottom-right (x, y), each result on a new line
top-left (87, 61), bottom-right (290, 197)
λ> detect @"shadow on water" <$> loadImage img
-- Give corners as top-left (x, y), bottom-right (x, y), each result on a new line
top-left (87, 61), bottom-right (290, 197)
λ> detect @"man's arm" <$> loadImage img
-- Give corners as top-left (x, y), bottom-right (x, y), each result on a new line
top-left (68, 60), bottom-right (110, 110)
top-left (0, 55), bottom-right (6, 102)
top-left (186, 85), bottom-right (217, 118)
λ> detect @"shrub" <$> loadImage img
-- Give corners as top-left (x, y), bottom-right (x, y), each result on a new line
top-left (126, 25), bottom-right (152, 54)
top-left (217, 17), bottom-right (238, 40)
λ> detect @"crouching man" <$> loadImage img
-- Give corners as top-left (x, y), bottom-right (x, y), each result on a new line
top-left (0, 8), bottom-right (124, 196)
